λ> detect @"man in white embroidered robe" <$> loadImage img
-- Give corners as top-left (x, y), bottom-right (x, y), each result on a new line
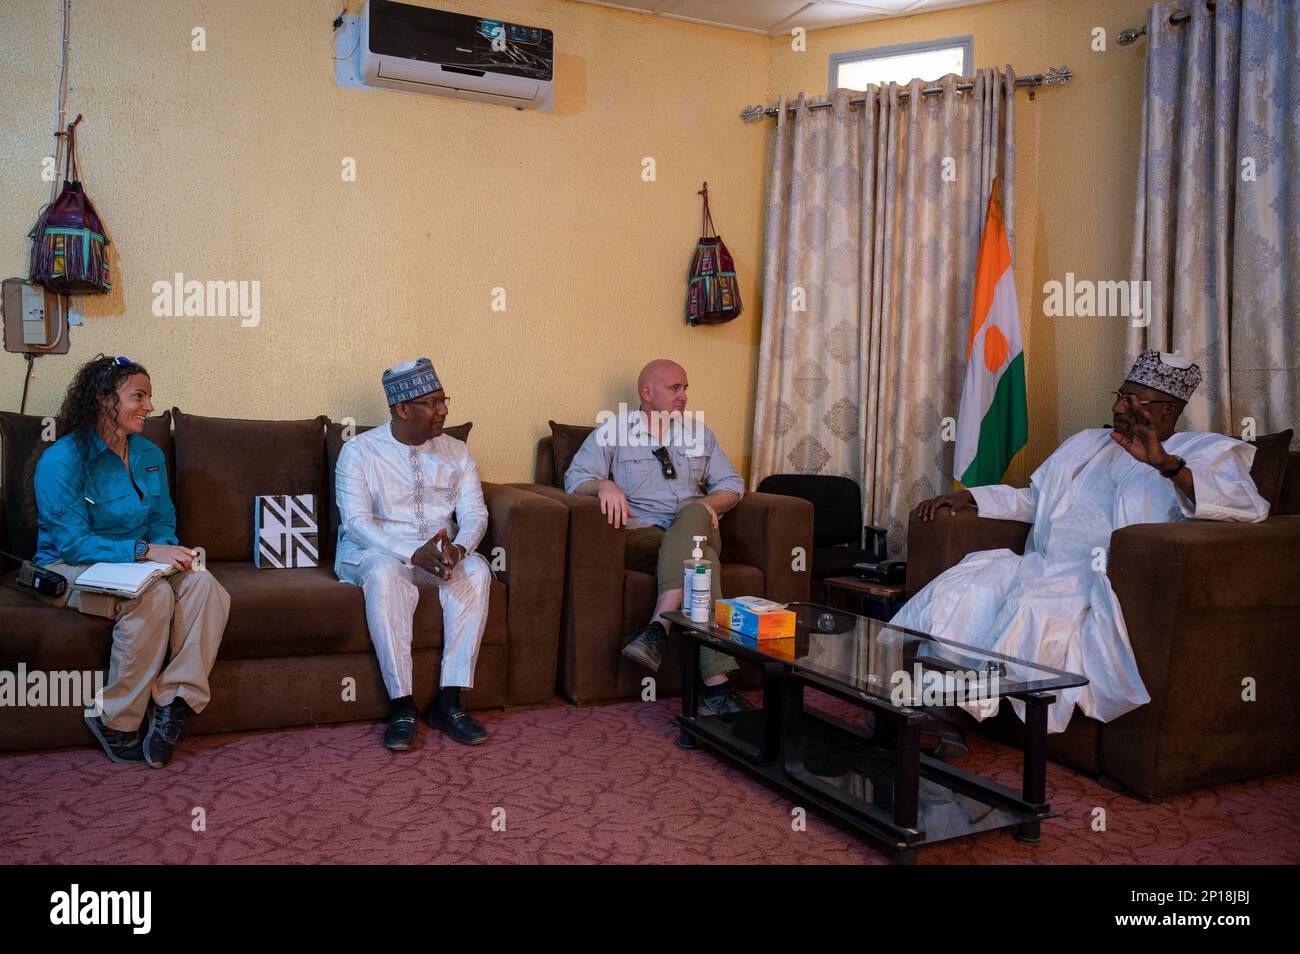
top-left (335, 358), bottom-right (493, 750)
top-left (894, 352), bottom-right (1269, 744)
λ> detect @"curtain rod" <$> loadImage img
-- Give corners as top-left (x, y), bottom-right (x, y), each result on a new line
top-left (1119, 1), bottom-right (1214, 45)
top-left (740, 66), bottom-right (1072, 122)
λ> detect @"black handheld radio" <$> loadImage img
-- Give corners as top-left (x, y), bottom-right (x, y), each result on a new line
top-left (0, 549), bottom-right (68, 599)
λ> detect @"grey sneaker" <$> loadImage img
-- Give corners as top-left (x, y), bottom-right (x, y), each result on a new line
top-left (85, 714), bottom-right (146, 764)
top-left (622, 621), bottom-right (669, 672)
top-left (143, 699), bottom-right (191, 769)
top-left (700, 682), bottom-right (755, 717)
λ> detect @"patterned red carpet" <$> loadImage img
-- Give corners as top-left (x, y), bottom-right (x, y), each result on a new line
top-left (2, 697), bottom-right (1297, 865)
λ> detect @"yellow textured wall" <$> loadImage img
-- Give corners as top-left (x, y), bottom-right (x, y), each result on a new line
top-left (768, 0), bottom-right (1154, 484)
top-left (0, 0), bottom-right (769, 481)
top-left (2, 0), bottom-right (1156, 486)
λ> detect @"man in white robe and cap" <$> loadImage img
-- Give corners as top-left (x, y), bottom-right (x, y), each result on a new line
top-left (893, 351), bottom-right (1270, 755)
top-left (335, 358), bottom-right (493, 750)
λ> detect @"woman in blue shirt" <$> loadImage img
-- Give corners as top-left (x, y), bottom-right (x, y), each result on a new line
top-left (33, 355), bottom-right (229, 768)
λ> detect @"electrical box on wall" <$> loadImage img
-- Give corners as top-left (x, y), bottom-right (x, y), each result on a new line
top-left (2, 279), bottom-right (70, 355)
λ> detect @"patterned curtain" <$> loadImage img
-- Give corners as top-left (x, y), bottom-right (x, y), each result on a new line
top-left (1129, 0), bottom-right (1299, 442)
top-left (751, 70), bottom-right (1017, 554)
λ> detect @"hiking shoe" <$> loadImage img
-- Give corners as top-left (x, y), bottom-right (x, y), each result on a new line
top-left (622, 621), bottom-right (669, 672)
top-left (143, 699), bottom-right (190, 768)
top-left (700, 682), bottom-right (755, 717)
top-left (85, 714), bottom-right (145, 764)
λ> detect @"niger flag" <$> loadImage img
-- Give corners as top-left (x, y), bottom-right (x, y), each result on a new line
top-left (954, 179), bottom-right (1027, 487)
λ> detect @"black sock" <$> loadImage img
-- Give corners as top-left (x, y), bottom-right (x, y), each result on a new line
top-left (391, 694), bottom-right (417, 717)
top-left (434, 686), bottom-right (460, 713)
top-left (702, 681), bottom-right (730, 697)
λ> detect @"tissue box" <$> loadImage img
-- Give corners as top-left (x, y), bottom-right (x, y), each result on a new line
top-left (714, 596), bottom-right (795, 639)
top-left (734, 633), bottom-right (797, 660)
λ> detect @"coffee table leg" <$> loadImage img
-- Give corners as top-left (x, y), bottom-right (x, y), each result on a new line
top-left (893, 709), bottom-right (920, 830)
top-left (677, 625), bottom-right (700, 751)
top-left (760, 662), bottom-right (785, 763)
top-left (781, 676), bottom-right (805, 774)
top-left (1016, 690), bottom-right (1054, 844)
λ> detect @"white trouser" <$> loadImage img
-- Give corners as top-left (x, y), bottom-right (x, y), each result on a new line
top-left (338, 551), bottom-right (492, 698)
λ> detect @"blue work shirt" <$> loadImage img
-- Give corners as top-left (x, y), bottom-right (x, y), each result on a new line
top-left (33, 430), bottom-right (178, 566)
top-left (563, 409), bottom-right (745, 530)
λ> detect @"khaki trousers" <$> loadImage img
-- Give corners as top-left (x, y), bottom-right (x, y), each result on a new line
top-left (625, 502), bottom-right (737, 680)
top-left (30, 563), bottom-right (229, 733)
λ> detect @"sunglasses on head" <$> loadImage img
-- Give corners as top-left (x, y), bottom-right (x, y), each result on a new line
top-left (101, 355), bottom-right (134, 379)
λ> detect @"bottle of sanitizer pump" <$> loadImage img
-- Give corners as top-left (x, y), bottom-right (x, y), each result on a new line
top-left (684, 535), bottom-right (713, 624)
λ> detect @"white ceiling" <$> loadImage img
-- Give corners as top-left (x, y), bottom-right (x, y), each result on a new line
top-left (566, 0), bottom-right (1002, 36)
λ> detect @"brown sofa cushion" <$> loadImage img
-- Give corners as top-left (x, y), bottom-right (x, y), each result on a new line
top-left (1279, 452), bottom-right (1300, 517)
top-left (323, 421), bottom-right (472, 558)
top-left (0, 575), bottom-right (114, 670)
top-left (534, 436), bottom-right (557, 486)
top-left (0, 410), bottom-right (172, 560)
top-left (210, 563), bottom-right (369, 658)
top-left (0, 562), bottom-right (506, 668)
top-left (548, 421), bottom-right (595, 489)
top-left (172, 409), bottom-right (327, 561)
top-left (209, 561), bottom-right (505, 660)
top-left (1249, 429), bottom-right (1294, 514)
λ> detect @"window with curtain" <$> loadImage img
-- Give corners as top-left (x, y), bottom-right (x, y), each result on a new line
top-left (829, 36), bottom-right (972, 91)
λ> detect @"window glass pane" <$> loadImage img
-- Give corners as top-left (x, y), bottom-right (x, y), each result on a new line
top-left (835, 46), bottom-right (966, 90)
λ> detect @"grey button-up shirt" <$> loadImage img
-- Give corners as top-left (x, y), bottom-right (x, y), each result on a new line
top-left (563, 410), bottom-right (745, 529)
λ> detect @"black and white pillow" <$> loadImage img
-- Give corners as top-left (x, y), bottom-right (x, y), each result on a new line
top-left (254, 494), bottom-right (319, 569)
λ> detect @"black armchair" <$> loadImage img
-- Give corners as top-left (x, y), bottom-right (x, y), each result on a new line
top-left (755, 474), bottom-right (887, 579)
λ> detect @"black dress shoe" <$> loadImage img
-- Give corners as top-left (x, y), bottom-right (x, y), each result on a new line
top-left (921, 714), bottom-right (969, 760)
top-left (143, 699), bottom-right (191, 769)
top-left (383, 711), bottom-right (420, 751)
top-left (426, 705), bottom-right (488, 746)
top-left (85, 714), bottom-right (146, 764)
top-left (622, 621), bottom-right (669, 672)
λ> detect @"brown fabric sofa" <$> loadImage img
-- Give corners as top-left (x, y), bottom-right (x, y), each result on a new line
top-left (515, 429), bottom-right (814, 705)
top-left (0, 409), bottom-right (567, 752)
top-left (904, 439), bottom-right (1300, 800)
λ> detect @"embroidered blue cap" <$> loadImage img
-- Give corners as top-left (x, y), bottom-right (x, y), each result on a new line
top-left (383, 358), bottom-right (442, 406)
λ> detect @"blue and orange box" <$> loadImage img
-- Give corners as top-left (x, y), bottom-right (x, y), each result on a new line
top-left (714, 596), bottom-right (796, 639)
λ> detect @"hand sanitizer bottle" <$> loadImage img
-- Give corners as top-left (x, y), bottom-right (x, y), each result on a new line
top-left (684, 535), bottom-right (713, 624)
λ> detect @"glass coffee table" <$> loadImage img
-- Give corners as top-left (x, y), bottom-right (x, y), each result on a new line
top-left (665, 602), bottom-right (1088, 863)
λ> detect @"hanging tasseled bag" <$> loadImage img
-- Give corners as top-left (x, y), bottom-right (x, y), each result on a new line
top-left (29, 116), bottom-right (112, 294)
top-left (686, 182), bottom-right (742, 325)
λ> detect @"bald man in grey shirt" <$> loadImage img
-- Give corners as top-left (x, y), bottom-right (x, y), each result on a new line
top-left (565, 359), bottom-right (753, 716)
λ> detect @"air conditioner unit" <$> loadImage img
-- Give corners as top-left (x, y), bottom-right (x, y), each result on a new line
top-left (359, 0), bottom-right (554, 110)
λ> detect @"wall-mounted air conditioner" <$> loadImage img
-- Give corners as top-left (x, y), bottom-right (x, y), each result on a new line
top-left (345, 0), bottom-right (554, 111)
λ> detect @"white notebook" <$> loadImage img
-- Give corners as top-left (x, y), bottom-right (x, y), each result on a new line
top-left (73, 561), bottom-right (177, 598)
